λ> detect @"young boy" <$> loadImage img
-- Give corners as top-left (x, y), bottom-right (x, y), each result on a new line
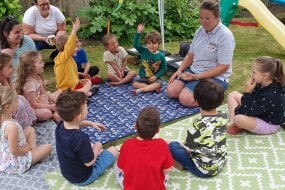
top-left (132, 24), bottom-right (167, 96)
top-left (114, 107), bottom-right (174, 190)
top-left (169, 79), bottom-right (227, 177)
top-left (73, 40), bottom-right (103, 85)
top-left (55, 90), bottom-right (119, 186)
top-left (54, 18), bottom-right (95, 96)
top-left (102, 34), bottom-right (136, 86)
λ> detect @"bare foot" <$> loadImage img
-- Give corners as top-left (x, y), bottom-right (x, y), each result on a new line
top-left (226, 122), bottom-right (243, 135)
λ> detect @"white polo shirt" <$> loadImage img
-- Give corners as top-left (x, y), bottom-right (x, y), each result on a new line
top-left (189, 22), bottom-right (235, 82)
top-left (23, 5), bottom-right (65, 37)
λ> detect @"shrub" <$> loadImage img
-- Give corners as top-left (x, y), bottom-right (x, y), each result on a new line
top-left (77, 0), bottom-right (199, 42)
top-left (0, 0), bottom-right (22, 19)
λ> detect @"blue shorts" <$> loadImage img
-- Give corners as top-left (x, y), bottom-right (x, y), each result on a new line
top-left (169, 141), bottom-right (211, 178)
top-left (133, 76), bottom-right (163, 86)
top-left (178, 68), bottom-right (228, 92)
top-left (34, 41), bottom-right (56, 51)
top-left (75, 150), bottom-right (116, 186)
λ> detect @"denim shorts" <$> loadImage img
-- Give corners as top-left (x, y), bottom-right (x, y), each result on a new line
top-left (250, 118), bottom-right (280, 135)
top-left (169, 141), bottom-right (211, 178)
top-left (75, 150), bottom-right (116, 186)
top-left (178, 68), bottom-right (228, 92)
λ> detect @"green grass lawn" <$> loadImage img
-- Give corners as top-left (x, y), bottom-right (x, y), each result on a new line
top-left (42, 19), bottom-right (285, 147)
top-left (43, 20), bottom-right (285, 95)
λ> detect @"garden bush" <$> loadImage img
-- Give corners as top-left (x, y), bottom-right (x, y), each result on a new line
top-left (77, 0), bottom-right (200, 42)
top-left (0, 0), bottom-right (22, 20)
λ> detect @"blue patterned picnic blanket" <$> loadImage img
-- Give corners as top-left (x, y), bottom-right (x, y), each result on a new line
top-left (82, 83), bottom-right (199, 144)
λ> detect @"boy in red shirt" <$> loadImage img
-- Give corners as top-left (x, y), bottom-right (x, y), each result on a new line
top-left (114, 107), bottom-right (174, 190)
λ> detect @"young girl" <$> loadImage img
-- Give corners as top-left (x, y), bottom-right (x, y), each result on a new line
top-left (227, 56), bottom-right (285, 135)
top-left (102, 34), bottom-right (136, 86)
top-left (15, 51), bottom-right (61, 123)
top-left (0, 52), bottom-right (37, 129)
top-left (132, 24), bottom-right (167, 96)
top-left (0, 86), bottom-right (52, 174)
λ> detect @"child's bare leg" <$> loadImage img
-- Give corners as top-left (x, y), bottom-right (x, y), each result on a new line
top-left (133, 82), bottom-right (161, 96)
top-left (107, 73), bottom-right (121, 83)
top-left (24, 127), bottom-right (36, 149)
top-left (47, 90), bottom-right (62, 103)
top-left (35, 109), bottom-right (53, 121)
top-left (110, 71), bottom-right (136, 86)
top-left (31, 144), bottom-right (52, 165)
top-left (133, 81), bottom-right (148, 89)
top-left (227, 91), bottom-right (242, 122)
top-left (107, 146), bottom-right (119, 159)
top-left (77, 79), bottom-right (92, 96)
top-left (234, 115), bottom-right (257, 131)
top-left (140, 82), bottom-right (161, 93)
top-left (173, 160), bottom-right (183, 170)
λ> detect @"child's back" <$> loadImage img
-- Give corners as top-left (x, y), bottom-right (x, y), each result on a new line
top-left (118, 137), bottom-right (173, 189)
top-left (115, 107), bottom-right (173, 189)
top-left (0, 120), bottom-right (32, 174)
top-left (54, 34), bottom-right (79, 90)
top-left (169, 79), bottom-right (227, 177)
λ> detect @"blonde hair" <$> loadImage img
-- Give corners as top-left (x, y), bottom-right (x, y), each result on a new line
top-left (15, 51), bottom-right (44, 95)
top-left (0, 52), bottom-right (12, 71)
top-left (0, 86), bottom-right (17, 122)
top-left (56, 34), bottom-right (69, 52)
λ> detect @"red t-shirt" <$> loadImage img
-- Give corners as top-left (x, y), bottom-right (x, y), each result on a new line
top-left (117, 138), bottom-right (174, 190)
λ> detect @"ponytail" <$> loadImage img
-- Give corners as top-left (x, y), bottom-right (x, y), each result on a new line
top-left (274, 59), bottom-right (285, 86)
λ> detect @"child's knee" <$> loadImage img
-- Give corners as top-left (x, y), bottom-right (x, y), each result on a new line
top-left (36, 109), bottom-right (53, 120)
top-left (107, 146), bottom-right (119, 158)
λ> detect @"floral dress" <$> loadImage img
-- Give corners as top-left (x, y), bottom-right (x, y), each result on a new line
top-left (13, 95), bottom-right (37, 129)
top-left (0, 120), bottom-right (32, 174)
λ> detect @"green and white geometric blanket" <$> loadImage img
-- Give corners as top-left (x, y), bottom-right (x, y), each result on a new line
top-left (45, 107), bottom-right (285, 190)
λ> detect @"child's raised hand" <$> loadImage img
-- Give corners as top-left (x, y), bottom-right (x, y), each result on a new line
top-left (244, 77), bottom-right (256, 93)
top-left (137, 24), bottom-right (144, 33)
top-left (72, 17), bottom-right (81, 33)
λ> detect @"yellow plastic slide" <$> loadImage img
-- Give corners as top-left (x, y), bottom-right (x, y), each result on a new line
top-left (238, 0), bottom-right (285, 49)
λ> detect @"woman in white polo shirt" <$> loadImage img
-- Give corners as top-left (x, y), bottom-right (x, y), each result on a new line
top-left (22, 0), bottom-right (66, 59)
top-left (167, 0), bottom-right (235, 107)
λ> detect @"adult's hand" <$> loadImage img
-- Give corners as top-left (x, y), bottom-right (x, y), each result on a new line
top-left (1, 48), bottom-right (15, 57)
top-left (168, 69), bottom-right (182, 84)
top-left (180, 72), bottom-right (196, 81)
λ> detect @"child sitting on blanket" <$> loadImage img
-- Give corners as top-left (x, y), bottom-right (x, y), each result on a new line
top-left (132, 24), bottom-right (167, 96)
top-left (0, 86), bottom-right (51, 174)
top-left (169, 79), bottom-right (227, 177)
top-left (15, 51), bottom-right (62, 123)
top-left (55, 90), bottom-right (119, 186)
top-left (73, 40), bottom-right (103, 85)
top-left (114, 107), bottom-right (174, 189)
top-left (227, 56), bottom-right (285, 135)
top-left (102, 34), bottom-right (136, 86)
top-left (54, 18), bottom-right (96, 96)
